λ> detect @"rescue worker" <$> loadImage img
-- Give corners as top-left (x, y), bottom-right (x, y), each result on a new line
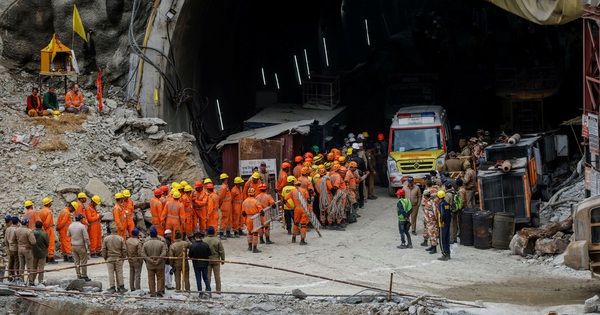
top-left (459, 138), bottom-right (470, 157)
top-left (23, 200), bottom-right (41, 230)
top-left (39, 198), bottom-right (58, 264)
top-left (315, 166), bottom-right (332, 226)
top-left (258, 161), bottom-right (270, 190)
top-left (57, 202), bottom-right (77, 262)
top-left (395, 189), bottom-right (413, 249)
top-left (5, 216), bottom-right (19, 280)
top-left (126, 228), bottom-right (144, 292)
top-left (150, 189), bottom-right (165, 236)
top-left (143, 226), bottom-right (168, 297)
top-left (421, 190), bottom-right (439, 254)
top-left (218, 173), bottom-right (232, 239)
top-left (242, 187), bottom-right (263, 252)
top-left (281, 176), bottom-right (297, 235)
top-left (65, 83), bottom-right (89, 113)
top-left (403, 177), bottom-right (422, 236)
top-left (346, 162), bottom-right (360, 222)
top-left (374, 133), bottom-right (388, 187)
top-left (168, 230), bottom-right (191, 291)
top-left (292, 156), bottom-right (304, 178)
top-left (327, 164), bottom-right (347, 230)
top-left (461, 160), bottom-right (477, 208)
top-left (191, 181), bottom-right (208, 234)
top-left (31, 221), bottom-right (49, 285)
top-left (86, 195), bottom-right (103, 257)
top-left (443, 181), bottom-right (458, 243)
top-left (443, 151), bottom-right (464, 175)
top-left (437, 190), bottom-right (452, 261)
top-left (285, 180), bottom-right (311, 245)
top-left (231, 177), bottom-right (244, 238)
top-left (14, 218), bottom-right (36, 283)
top-left (181, 185), bottom-right (195, 238)
top-left (204, 226), bottom-right (225, 292)
top-left (122, 190), bottom-right (136, 236)
top-left (256, 184), bottom-right (275, 244)
top-left (277, 162), bottom-right (291, 194)
top-left (243, 172), bottom-right (263, 199)
top-left (113, 193), bottom-right (128, 240)
top-left (75, 192), bottom-right (89, 226)
top-left (205, 183), bottom-right (220, 236)
top-left (161, 190), bottom-right (185, 241)
top-left (102, 223), bottom-right (127, 294)
top-left (68, 214), bottom-right (91, 281)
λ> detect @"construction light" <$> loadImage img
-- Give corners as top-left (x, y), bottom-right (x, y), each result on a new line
top-left (322, 37), bottom-right (329, 67)
top-left (261, 68), bottom-right (266, 86)
top-left (294, 55), bottom-right (302, 85)
top-left (216, 99), bottom-right (224, 131)
top-left (304, 49), bottom-right (311, 79)
top-left (365, 19), bottom-right (371, 46)
top-left (275, 73), bottom-right (280, 89)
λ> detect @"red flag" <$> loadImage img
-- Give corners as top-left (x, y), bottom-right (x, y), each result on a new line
top-left (97, 68), bottom-right (103, 112)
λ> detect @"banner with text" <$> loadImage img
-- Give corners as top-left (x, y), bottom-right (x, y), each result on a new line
top-left (240, 159), bottom-right (277, 176)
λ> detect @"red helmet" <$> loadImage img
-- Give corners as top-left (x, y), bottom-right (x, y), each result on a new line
top-left (281, 162), bottom-right (291, 169)
top-left (395, 189), bottom-right (405, 196)
top-left (161, 185), bottom-right (169, 193)
top-left (295, 156), bottom-right (303, 163)
top-left (206, 183), bottom-right (214, 189)
top-left (305, 152), bottom-right (314, 159)
top-left (194, 181), bottom-right (203, 188)
top-left (154, 188), bottom-right (162, 196)
top-left (259, 184), bottom-right (267, 191)
top-left (305, 157), bottom-right (313, 163)
top-left (377, 133), bottom-right (385, 141)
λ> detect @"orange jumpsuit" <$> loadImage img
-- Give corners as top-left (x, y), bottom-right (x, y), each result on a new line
top-left (315, 176), bottom-right (333, 224)
top-left (76, 200), bottom-right (89, 226)
top-left (292, 164), bottom-right (302, 178)
top-left (206, 190), bottom-right (220, 232)
top-left (85, 203), bottom-right (102, 254)
top-left (56, 208), bottom-right (72, 257)
top-left (113, 202), bottom-right (128, 240)
top-left (192, 189), bottom-right (208, 232)
top-left (242, 179), bottom-right (262, 199)
top-left (161, 198), bottom-right (185, 240)
top-left (123, 198), bottom-right (135, 236)
top-left (181, 192), bottom-right (194, 236)
top-left (277, 170), bottom-right (288, 194)
top-left (328, 171), bottom-right (346, 224)
top-left (219, 183), bottom-right (233, 233)
top-left (242, 196), bottom-right (263, 247)
top-left (284, 187), bottom-right (310, 241)
top-left (345, 170), bottom-right (358, 203)
top-left (24, 208), bottom-right (41, 230)
top-left (231, 185), bottom-right (243, 231)
top-left (39, 206), bottom-right (56, 259)
top-left (256, 192), bottom-right (275, 238)
top-left (150, 197), bottom-right (165, 236)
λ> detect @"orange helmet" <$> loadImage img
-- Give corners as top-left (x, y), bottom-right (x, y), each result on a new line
top-left (248, 187), bottom-right (256, 196)
top-left (305, 152), bottom-right (314, 159)
top-left (334, 154), bottom-right (341, 161)
top-left (194, 181), bottom-right (203, 188)
top-left (377, 133), bottom-right (385, 141)
top-left (161, 185), bottom-right (169, 193)
top-left (206, 183), bottom-right (214, 189)
top-left (301, 167), bottom-right (311, 175)
top-left (327, 152), bottom-right (334, 161)
top-left (318, 168), bottom-right (327, 175)
top-left (154, 188), bottom-right (162, 196)
top-left (338, 156), bottom-right (346, 164)
top-left (259, 184), bottom-right (267, 191)
top-left (294, 180), bottom-right (302, 186)
top-left (331, 148), bottom-right (341, 155)
top-left (303, 161), bottom-right (312, 168)
top-left (282, 162), bottom-right (291, 169)
top-left (331, 164), bottom-right (341, 172)
top-left (339, 166), bottom-right (348, 173)
top-left (295, 156), bottom-right (303, 163)
top-left (348, 161), bottom-right (358, 168)
top-left (305, 157), bottom-right (313, 163)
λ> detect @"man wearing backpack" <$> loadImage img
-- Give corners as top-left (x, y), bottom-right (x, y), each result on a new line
top-left (445, 181), bottom-right (462, 244)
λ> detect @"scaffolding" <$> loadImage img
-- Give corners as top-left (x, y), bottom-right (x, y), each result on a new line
top-left (302, 74), bottom-right (340, 110)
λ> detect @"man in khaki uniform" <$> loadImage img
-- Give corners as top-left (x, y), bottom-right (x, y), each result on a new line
top-left (5, 216), bottom-right (18, 281)
top-left (168, 230), bottom-right (191, 291)
top-left (462, 160), bottom-right (477, 208)
top-left (68, 214), bottom-right (91, 281)
top-left (102, 223), bottom-right (127, 294)
top-left (13, 218), bottom-right (36, 284)
top-left (143, 226), bottom-right (167, 297)
top-left (402, 177), bottom-right (422, 236)
top-left (443, 151), bottom-right (464, 174)
top-left (204, 226), bottom-right (226, 292)
top-left (126, 228), bottom-right (144, 292)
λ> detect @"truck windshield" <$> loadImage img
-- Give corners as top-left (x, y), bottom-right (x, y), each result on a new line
top-left (391, 127), bottom-right (443, 152)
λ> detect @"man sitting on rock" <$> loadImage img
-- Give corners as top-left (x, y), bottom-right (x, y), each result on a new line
top-left (26, 87), bottom-right (50, 117)
top-left (42, 84), bottom-right (63, 113)
top-left (65, 83), bottom-right (89, 114)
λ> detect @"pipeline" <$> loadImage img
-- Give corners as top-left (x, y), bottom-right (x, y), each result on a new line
top-left (501, 160), bottom-right (512, 173)
top-left (507, 133), bottom-right (521, 145)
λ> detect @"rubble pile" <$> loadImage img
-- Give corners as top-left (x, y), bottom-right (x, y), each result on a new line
top-left (540, 179), bottom-right (585, 224)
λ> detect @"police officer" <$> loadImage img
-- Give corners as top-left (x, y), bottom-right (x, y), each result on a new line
top-left (437, 190), bottom-right (451, 261)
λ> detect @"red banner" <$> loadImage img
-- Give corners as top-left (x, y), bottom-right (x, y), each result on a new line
top-left (97, 68), bottom-right (103, 112)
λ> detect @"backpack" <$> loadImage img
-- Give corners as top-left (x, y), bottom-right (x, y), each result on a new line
top-left (451, 192), bottom-right (463, 213)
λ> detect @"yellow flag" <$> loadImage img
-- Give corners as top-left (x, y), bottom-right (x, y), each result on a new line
top-left (73, 4), bottom-right (87, 42)
top-left (44, 34), bottom-right (58, 61)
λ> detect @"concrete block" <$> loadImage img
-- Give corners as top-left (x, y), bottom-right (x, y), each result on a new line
top-left (564, 240), bottom-right (589, 270)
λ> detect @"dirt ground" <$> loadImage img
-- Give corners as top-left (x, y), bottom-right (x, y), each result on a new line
top-left (41, 187), bottom-right (596, 314)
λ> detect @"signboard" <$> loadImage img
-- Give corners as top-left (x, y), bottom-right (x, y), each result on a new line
top-left (591, 168), bottom-right (600, 197)
top-left (583, 114), bottom-right (589, 138)
top-left (239, 159), bottom-right (277, 176)
top-left (590, 114), bottom-right (599, 155)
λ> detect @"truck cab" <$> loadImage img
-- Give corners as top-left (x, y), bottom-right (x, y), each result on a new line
top-left (386, 105), bottom-right (452, 195)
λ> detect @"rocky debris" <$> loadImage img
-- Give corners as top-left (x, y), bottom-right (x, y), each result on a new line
top-left (585, 295), bottom-right (600, 313)
top-left (535, 236), bottom-right (569, 255)
top-left (292, 288), bottom-right (307, 300)
top-left (64, 279), bottom-right (85, 291)
top-left (85, 178), bottom-right (114, 207)
top-left (540, 178), bottom-right (584, 225)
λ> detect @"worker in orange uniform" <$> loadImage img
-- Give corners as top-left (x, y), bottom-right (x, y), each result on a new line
top-left (75, 192), bottom-right (89, 226)
top-left (242, 172), bottom-right (262, 199)
top-left (314, 166), bottom-right (333, 226)
top-left (292, 156), bottom-right (303, 178)
top-left (205, 183), bottom-right (220, 236)
top-left (284, 180), bottom-right (311, 245)
top-left (64, 83), bottom-right (89, 114)
top-left (122, 190), bottom-right (136, 236)
top-left (150, 188), bottom-right (165, 236)
top-left (327, 164), bottom-right (347, 229)
top-left (113, 193), bottom-right (128, 240)
top-left (86, 195), bottom-right (104, 258)
top-left (298, 167), bottom-right (314, 197)
top-left (231, 177), bottom-right (244, 238)
top-left (256, 184), bottom-right (275, 245)
top-left (161, 190), bottom-right (185, 241)
top-left (218, 173), bottom-right (232, 240)
top-left (160, 185), bottom-right (169, 203)
top-left (23, 200), bottom-right (41, 230)
top-left (242, 187), bottom-right (263, 253)
top-left (39, 197), bottom-right (58, 264)
top-left (277, 162), bottom-right (291, 194)
top-left (191, 181), bottom-right (208, 234)
top-left (57, 202), bottom-right (77, 262)
top-left (181, 185), bottom-right (195, 238)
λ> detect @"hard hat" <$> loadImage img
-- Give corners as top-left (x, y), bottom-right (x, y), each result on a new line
top-left (327, 152), bottom-right (334, 161)
top-left (180, 181), bottom-right (189, 187)
top-left (348, 133), bottom-right (355, 139)
top-left (194, 181), bottom-right (203, 188)
top-left (312, 145), bottom-right (319, 153)
top-left (234, 177), bottom-right (244, 184)
top-left (301, 167), bottom-right (311, 175)
top-left (165, 229), bottom-right (172, 235)
top-left (348, 161), bottom-right (358, 168)
top-left (259, 183), bottom-right (267, 191)
top-left (24, 200), bottom-right (34, 207)
top-left (348, 137), bottom-right (356, 142)
top-left (294, 180), bottom-right (302, 186)
top-left (338, 156), bottom-right (346, 164)
top-left (311, 165), bottom-right (318, 171)
top-left (77, 192), bottom-right (88, 199)
top-left (42, 197), bottom-right (52, 206)
top-left (53, 110), bottom-right (60, 116)
top-left (362, 131), bottom-right (369, 138)
top-left (154, 188), bottom-right (163, 196)
top-left (453, 125), bottom-right (462, 131)
top-left (332, 164), bottom-right (341, 172)
top-left (161, 185), bottom-right (169, 193)
top-left (305, 152), bottom-right (314, 159)
top-left (251, 172), bottom-right (260, 179)
top-left (204, 178), bottom-right (212, 184)
top-left (303, 161), bottom-right (312, 168)
top-left (171, 182), bottom-right (179, 188)
top-left (357, 134), bottom-right (365, 140)
top-left (172, 183), bottom-right (182, 190)
top-left (281, 162), bottom-right (291, 169)
top-left (324, 161), bottom-right (331, 169)
top-left (318, 168), bottom-right (327, 175)
top-left (184, 185), bottom-right (193, 192)
top-left (219, 173), bottom-right (229, 180)
top-left (70, 201), bottom-right (79, 210)
top-left (170, 188), bottom-right (179, 195)
top-left (313, 156), bottom-right (322, 162)
top-left (294, 156), bottom-right (303, 163)
top-left (172, 190), bottom-right (182, 199)
top-left (464, 160), bottom-right (471, 168)
top-left (115, 193), bottom-right (124, 200)
top-left (247, 187), bottom-right (256, 196)
top-left (437, 190), bottom-right (446, 199)
top-left (339, 166), bottom-right (347, 172)
top-left (313, 174), bottom-right (320, 179)
top-left (377, 133), bottom-right (384, 141)
top-left (91, 195), bottom-right (101, 205)
top-left (287, 175), bottom-right (297, 183)
top-left (352, 143), bottom-right (360, 150)
top-left (122, 190), bottom-right (131, 197)
top-left (206, 183), bottom-right (214, 189)
top-left (305, 157), bottom-right (313, 163)
top-left (346, 148), bottom-right (353, 155)
top-left (395, 189), bottom-right (405, 197)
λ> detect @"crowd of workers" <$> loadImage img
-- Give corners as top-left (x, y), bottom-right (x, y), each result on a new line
top-left (26, 83), bottom-right (89, 117)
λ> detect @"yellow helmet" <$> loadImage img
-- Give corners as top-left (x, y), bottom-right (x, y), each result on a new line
top-left (437, 190), bottom-right (446, 199)
top-left (42, 197), bottom-right (52, 206)
top-left (252, 172), bottom-right (260, 179)
top-left (234, 177), bottom-right (244, 184)
top-left (219, 173), bottom-right (229, 180)
top-left (338, 156), bottom-right (346, 163)
top-left (204, 178), bottom-right (213, 184)
top-left (172, 190), bottom-right (182, 199)
top-left (180, 181), bottom-right (189, 187)
top-left (287, 175), bottom-right (297, 183)
top-left (171, 182), bottom-right (179, 188)
top-left (70, 201), bottom-right (79, 210)
top-left (184, 185), bottom-right (193, 192)
top-left (52, 110), bottom-right (60, 116)
top-left (91, 195), bottom-right (101, 205)
top-left (115, 193), bottom-right (124, 200)
top-left (122, 190), bottom-right (131, 197)
top-left (77, 192), bottom-right (88, 199)
top-left (172, 183), bottom-right (182, 190)
top-left (346, 148), bottom-right (353, 155)
top-left (362, 131), bottom-right (369, 138)
top-left (24, 200), bottom-right (34, 207)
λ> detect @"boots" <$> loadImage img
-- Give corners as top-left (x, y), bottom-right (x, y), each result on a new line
top-left (425, 246), bottom-right (435, 252)
top-left (47, 257), bottom-right (58, 264)
top-left (64, 256), bottom-right (69, 262)
top-left (299, 239), bottom-right (307, 246)
top-left (118, 286), bottom-right (127, 294)
top-left (438, 254), bottom-right (450, 261)
top-left (233, 231), bottom-right (239, 238)
top-left (219, 232), bottom-right (227, 240)
top-left (226, 231), bottom-right (232, 238)
top-left (68, 256), bottom-right (75, 263)
top-left (259, 236), bottom-right (265, 244)
top-left (428, 247), bottom-right (437, 254)
top-left (252, 246), bottom-right (261, 253)
top-left (420, 240), bottom-right (428, 247)
top-left (106, 287), bottom-right (116, 294)
top-left (247, 244), bottom-right (252, 251)
top-left (265, 236), bottom-right (274, 244)
top-left (238, 229), bottom-right (246, 236)
top-left (396, 244), bottom-right (407, 249)
top-left (292, 236), bottom-right (296, 243)
top-left (406, 243), bottom-right (413, 249)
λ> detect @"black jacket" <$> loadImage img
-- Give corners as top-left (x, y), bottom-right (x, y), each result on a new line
top-left (188, 239), bottom-right (211, 268)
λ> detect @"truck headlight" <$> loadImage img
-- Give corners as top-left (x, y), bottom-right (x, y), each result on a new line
top-left (436, 156), bottom-right (445, 168)
top-left (388, 158), bottom-right (399, 173)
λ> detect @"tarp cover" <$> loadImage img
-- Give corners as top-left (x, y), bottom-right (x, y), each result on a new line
top-left (488, 0), bottom-right (583, 25)
top-left (217, 119), bottom-right (315, 149)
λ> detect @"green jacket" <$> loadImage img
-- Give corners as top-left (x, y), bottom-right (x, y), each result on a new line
top-left (396, 198), bottom-right (412, 222)
top-left (42, 92), bottom-right (59, 110)
top-left (32, 228), bottom-right (49, 259)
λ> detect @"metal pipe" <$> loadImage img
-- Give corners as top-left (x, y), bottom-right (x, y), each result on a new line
top-left (502, 160), bottom-right (512, 172)
top-left (508, 133), bottom-right (521, 145)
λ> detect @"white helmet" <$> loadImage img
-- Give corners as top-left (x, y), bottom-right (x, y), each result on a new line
top-left (357, 134), bottom-right (365, 140)
top-left (352, 143), bottom-right (360, 150)
top-left (348, 137), bottom-right (356, 142)
top-left (453, 125), bottom-right (462, 131)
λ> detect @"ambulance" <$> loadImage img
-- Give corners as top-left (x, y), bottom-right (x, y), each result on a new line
top-left (386, 105), bottom-right (453, 195)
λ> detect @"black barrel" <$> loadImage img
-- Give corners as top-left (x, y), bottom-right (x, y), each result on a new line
top-left (492, 212), bottom-right (516, 249)
top-left (473, 210), bottom-right (494, 249)
top-left (460, 209), bottom-right (477, 246)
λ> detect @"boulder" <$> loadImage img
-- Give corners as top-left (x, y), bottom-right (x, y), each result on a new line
top-left (85, 177), bottom-right (114, 206)
top-left (56, 184), bottom-right (82, 194)
top-left (62, 193), bottom-right (78, 203)
top-left (585, 295), bottom-right (599, 313)
top-left (128, 117), bottom-right (167, 129)
top-left (120, 142), bottom-right (147, 160)
top-left (564, 240), bottom-right (590, 270)
top-left (149, 130), bottom-right (165, 141)
top-left (101, 212), bottom-right (114, 222)
top-left (116, 157), bottom-right (127, 169)
top-left (167, 132), bottom-right (196, 142)
top-left (64, 279), bottom-right (85, 291)
top-left (535, 237), bottom-right (569, 254)
top-left (292, 288), bottom-right (307, 300)
top-left (145, 125), bottom-right (159, 134)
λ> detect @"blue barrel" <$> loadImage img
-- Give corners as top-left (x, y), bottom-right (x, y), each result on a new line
top-left (460, 209), bottom-right (477, 246)
top-left (473, 210), bottom-right (494, 249)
